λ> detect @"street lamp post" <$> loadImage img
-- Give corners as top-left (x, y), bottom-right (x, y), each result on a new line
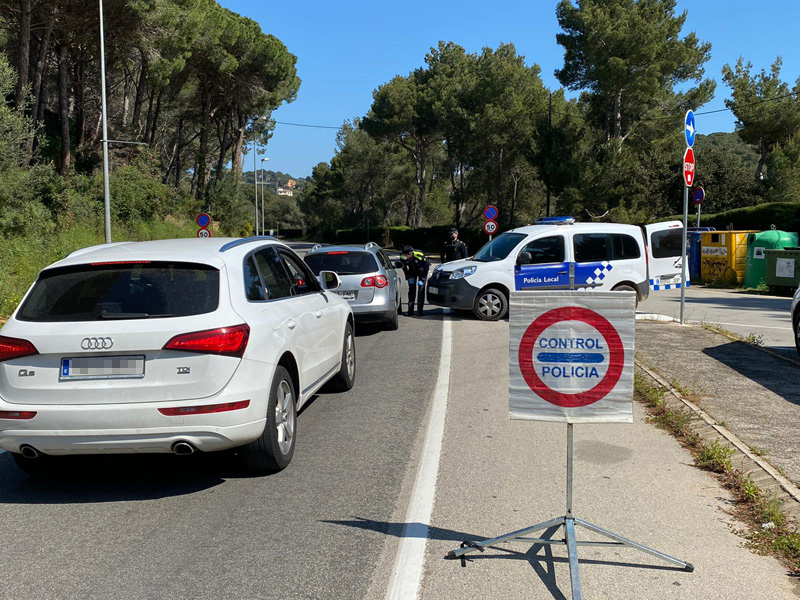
top-left (98, 0), bottom-right (112, 243)
top-left (261, 157), bottom-right (270, 235)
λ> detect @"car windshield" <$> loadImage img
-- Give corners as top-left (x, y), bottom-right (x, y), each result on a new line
top-left (473, 233), bottom-right (526, 262)
top-left (17, 262), bottom-right (220, 322)
top-left (304, 251), bottom-right (379, 275)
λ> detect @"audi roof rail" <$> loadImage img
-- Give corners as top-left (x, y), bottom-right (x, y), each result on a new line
top-left (219, 236), bottom-right (277, 252)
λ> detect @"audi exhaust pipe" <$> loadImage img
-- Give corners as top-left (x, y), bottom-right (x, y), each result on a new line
top-left (19, 445), bottom-right (40, 459)
top-left (172, 441), bottom-right (196, 456)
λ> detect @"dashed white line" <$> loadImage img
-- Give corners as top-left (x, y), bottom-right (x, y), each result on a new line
top-left (386, 318), bottom-right (452, 600)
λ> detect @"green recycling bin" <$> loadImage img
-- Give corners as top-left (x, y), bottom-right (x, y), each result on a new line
top-left (765, 247), bottom-right (800, 289)
top-left (745, 230), bottom-right (799, 288)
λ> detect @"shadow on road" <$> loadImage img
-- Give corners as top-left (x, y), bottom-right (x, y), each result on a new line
top-left (703, 341), bottom-right (800, 407)
top-left (0, 450), bottom-right (268, 505)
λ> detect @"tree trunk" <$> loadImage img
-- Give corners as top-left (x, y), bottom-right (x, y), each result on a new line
top-left (27, 15), bottom-right (53, 157)
top-left (73, 60), bottom-right (85, 149)
top-left (195, 84), bottom-right (212, 199)
top-left (16, 0), bottom-right (31, 110)
top-left (57, 43), bottom-right (71, 173)
top-left (756, 140), bottom-right (767, 181)
top-left (613, 89), bottom-right (622, 142)
top-left (131, 52), bottom-right (147, 134)
top-left (143, 92), bottom-right (155, 144)
top-left (231, 111), bottom-right (247, 177)
top-left (121, 64), bottom-right (131, 127)
top-left (174, 117), bottom-right (183, 189)
top-left (216, 117), bottom-right (231, 181)
top-left (414, 143), bottom-right (427, 228)
top-left (148, 88), bottom-right (163, 147)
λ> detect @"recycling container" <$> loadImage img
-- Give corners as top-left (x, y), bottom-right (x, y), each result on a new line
top-left (700, 230), bottom-right (758, 284)
top-left (745, 230), bottom-right (799, 288)
top-left (687, 227), bottom-right (715, 282)
top-left (765, 247), bottom-right (800, 289)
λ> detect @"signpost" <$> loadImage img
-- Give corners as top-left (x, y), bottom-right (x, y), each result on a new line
top-left (680, 111), bottom-right (696, 325)
top-left (447, 291), bottom-right (693, 599)
top-left (196, 213), bottom-right (212, 238)
top-left (693, 186), bottom-right (705, 227)
top-left (483, 205), bottom-right (499, 240)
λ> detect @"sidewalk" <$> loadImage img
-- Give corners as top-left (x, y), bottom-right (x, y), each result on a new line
top-left (420, 318), bottom-right (798, 599)
top-left (636, 320), bottom-right (800, 485)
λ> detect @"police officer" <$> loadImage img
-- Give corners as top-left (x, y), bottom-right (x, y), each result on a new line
top-left (401, 245), bottom-right (430, 317)
top-left (441, 227), bottom-right (467, 264)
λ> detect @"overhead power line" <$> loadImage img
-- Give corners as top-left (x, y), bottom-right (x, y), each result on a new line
top-left (273, 120), bottom-right (339, 129)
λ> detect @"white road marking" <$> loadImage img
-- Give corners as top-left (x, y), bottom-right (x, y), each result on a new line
top-left (386, 318), bottom-right (452, 600)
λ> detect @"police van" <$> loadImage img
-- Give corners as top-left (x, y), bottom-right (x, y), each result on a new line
top-left (426, 217), bottom-right (686, 320)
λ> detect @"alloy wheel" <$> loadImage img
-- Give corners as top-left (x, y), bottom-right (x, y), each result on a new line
top-left (275, 379), bottom-right (295, 455)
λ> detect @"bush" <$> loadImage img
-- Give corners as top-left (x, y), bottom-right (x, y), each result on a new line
top-left (329, 225), bottom-right (492, 255)
top-left (657, 202), bottom-right (800, 233)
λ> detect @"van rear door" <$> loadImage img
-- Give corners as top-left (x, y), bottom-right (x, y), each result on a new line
top-left (644, 221), bottom-right (688, 290)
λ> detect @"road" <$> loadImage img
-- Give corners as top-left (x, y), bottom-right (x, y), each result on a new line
top-left (640, 286), bottom-right (796, 356)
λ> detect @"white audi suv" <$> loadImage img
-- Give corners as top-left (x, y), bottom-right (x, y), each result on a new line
top-left (0, 237), bottom-right (355, 474)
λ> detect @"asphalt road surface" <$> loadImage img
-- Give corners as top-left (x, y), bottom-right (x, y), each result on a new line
top-left (0, 315), bottom-right (443, 600)
top-left (639, 286), bottom-right (796, 356)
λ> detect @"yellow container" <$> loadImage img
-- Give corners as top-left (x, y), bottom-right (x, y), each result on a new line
top-left (700, 230), bottom-right (758, 284)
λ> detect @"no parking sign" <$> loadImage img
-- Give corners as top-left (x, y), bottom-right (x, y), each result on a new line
top-left (509, 291), bottom-right (635, 423)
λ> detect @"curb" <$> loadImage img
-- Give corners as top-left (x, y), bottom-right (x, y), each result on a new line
top-left (635, 313), bottom-right (800, 369)
top-left (635, 360), bottom-right (800, 523)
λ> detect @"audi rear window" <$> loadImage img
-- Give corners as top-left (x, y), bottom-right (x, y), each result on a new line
top-left (17, 262), bottom-right (220, 322)
top-left (303, 252), bottom-right (379, 275)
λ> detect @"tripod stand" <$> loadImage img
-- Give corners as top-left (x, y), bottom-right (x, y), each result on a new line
top-left (445, 423), bottom-right (693, 599)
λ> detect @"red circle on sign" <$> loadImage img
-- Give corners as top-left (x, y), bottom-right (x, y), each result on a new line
top-left (197, 227), bottom-right (211, 238)
top-left (483, 219), bottom-right (498, 235)
top-left (518, 306), bottom-right (624, 408)
top-left (483, 205), bottom-right (498, 220)
top-left (196, 213), bottom-right (211, 227)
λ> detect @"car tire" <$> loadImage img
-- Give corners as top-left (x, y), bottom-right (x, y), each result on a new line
top-left (242, 365), bottom-right (297, 473)
top-left (324, 323), bottom-right (356, 392)
top-left (473, 288), bottom-right (508, 321)
top-left (12, 452), bottom-right (57, 477)
top-left (612, 284), bottom-right (639, 309)
top-left (794, 312), bottom-right (800, 356)
top-left (385, 307), bottom-right (399, 330)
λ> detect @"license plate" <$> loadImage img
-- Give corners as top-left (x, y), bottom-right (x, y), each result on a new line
top-left (336, 291), bottom-right (356, 300)
top-left (428, 286), bottom-right (439, 295)
top-left (657, 276), bottom-right (681, 286)
top-left (60, 355), bottom-right (145, 381)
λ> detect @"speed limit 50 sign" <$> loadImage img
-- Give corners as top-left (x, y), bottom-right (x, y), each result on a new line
top-left (483, 220), bottom-right (498, 235)
top-left (509, 291), bottom-right (635, 423)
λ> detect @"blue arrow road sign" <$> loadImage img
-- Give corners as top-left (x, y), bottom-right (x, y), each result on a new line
top-left (684, 110), bottom-right (696, 147)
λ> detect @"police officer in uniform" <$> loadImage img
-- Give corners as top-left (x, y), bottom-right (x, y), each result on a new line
top-left (441, 227), bottom-right (467, 264)
top-left (401, 245), bottom-right (430, 317)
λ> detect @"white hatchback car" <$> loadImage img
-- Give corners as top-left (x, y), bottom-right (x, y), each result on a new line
top-left (0, 237), bottom-right (355, 474)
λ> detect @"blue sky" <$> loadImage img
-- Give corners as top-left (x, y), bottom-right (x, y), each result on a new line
top-left (220, 0), bottom-right (800, 178)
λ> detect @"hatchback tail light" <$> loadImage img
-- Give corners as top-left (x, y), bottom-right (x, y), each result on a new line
top-left (0, 336), bottom-right (39, 362)
top-left (0, 410), bottom-right (37, 420)
top-left (361, 275), bottom-right (388, 289)
top-left (163, 324), bottom-right (250, 357)
top-left (158, 400), bottom-right (250, 416)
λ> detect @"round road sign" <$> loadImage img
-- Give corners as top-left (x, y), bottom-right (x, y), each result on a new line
top-left (196, 213), bottom-right (211, 228)
top-left (483, 219), bottom-right (498, 235)
top-left (483, 205), bottom-right (498, 220)
top-left (517, 307), bottom-right (624, 408)
top-left (683, 147), bottom-right (695, 187)
top-left (197, 227), bottom-right (211, 238)
top-left (693, 186), bottom-right (705, 206)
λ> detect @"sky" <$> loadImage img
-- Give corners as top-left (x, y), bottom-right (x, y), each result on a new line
top-left (220, 0), bottom-right (800, 179)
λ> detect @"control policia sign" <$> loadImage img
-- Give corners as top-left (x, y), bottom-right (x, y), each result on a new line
top-left (509, 291), bottom-right (635, 423)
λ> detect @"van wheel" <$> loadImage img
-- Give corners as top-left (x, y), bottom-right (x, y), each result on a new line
top-left (612, 284), bottom-right (639, 309)
top-left (793, 312), bottom-right (800, 356)
top-left (474, 288), bottom-right (508, 321)
top-left (242, 365), bottom-right (296, 473)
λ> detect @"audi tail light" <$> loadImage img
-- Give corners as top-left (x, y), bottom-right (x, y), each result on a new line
top-left (158, 400), bottom-right (250, 416)
top-left (163, 324), bottom-right (250, 358)
top-left (0, 410), bottom-right (37, 420)
top-left (361, 275), bottom-right (388, 289)
top-left (0, 336), bottom-right (39, 362)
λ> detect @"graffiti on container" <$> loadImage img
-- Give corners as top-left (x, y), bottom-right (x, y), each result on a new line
top-left (703, 256), bottom-right (734, 283)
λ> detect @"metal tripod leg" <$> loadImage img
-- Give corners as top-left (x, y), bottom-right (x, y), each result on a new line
top-left (445, 517), bottom-right (565, 560)
top-left (575, 518), bottom-right (694, 572)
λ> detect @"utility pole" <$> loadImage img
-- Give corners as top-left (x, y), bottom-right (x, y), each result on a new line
top-left (546, 91), bottom-right (552, 218)
top-left (261, 157), bottom-right (269, 235)
top-left (99, 0), bottom-right (112, 243)
top-left (253, 120), bottom-right (258, 236)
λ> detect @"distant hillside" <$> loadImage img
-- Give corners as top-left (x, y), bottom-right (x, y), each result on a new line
top-left (243, 170), bottom-right (310, 193)
top-left (696, 132), bottom-right (759, 173)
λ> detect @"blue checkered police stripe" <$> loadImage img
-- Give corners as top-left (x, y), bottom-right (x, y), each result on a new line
top-left (650, 279), bottom-right (691, 291)
top-left (584, 261), bottom-right (613, 285)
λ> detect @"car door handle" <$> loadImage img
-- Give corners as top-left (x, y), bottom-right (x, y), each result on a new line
top-left (314, 310), bottom-right (322, 319)
top-left (286, 319), bottom-right (297, 330)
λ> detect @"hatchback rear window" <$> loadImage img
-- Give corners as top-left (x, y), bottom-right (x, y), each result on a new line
top-left (304, 252), bottom-right (379, 275)
top-left (650, 229), bottom-right (684, 258)
top-left (17, 262), bottom-right (220, 322)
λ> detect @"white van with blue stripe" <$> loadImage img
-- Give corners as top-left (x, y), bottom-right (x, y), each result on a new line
top-left (426, 217), bottom-right (686, 320)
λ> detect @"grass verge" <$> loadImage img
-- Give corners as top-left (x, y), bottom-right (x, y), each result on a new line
top-left (634, 372), bottom-right (800, 576)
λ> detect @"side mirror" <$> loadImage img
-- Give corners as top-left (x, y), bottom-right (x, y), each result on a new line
top-left (517, 251), bottom-right (532, 266)
top-left (392, 260), bottom-right (404, 269)
top-left (319, 270), bottom-right (341, 290)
